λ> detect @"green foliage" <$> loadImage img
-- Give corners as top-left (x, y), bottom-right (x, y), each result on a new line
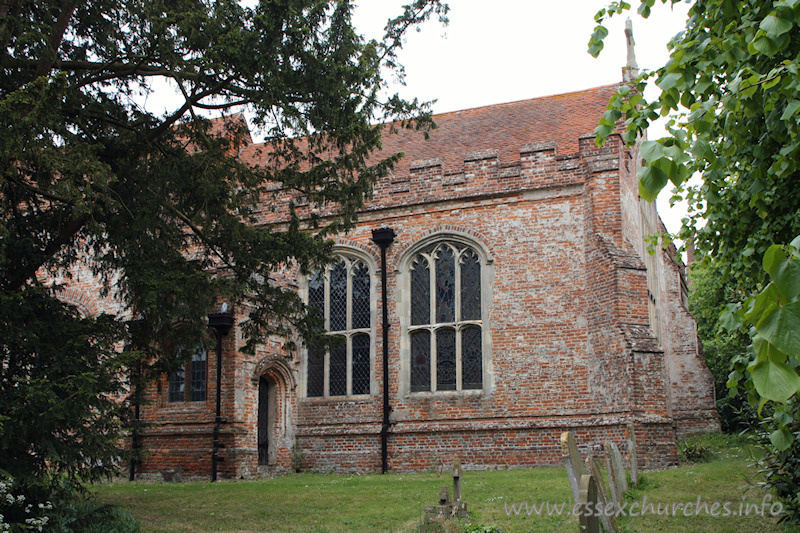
top-left (718, 239), bottom-right (800, 521)
top-left (725, 239), bottom-right (800, 418)
top-left (0, 287), bottom-right (127, 505)
top-left (591, 1), bottom-right (800, 521)
top-left (0, 0), bottom-right (447, 515)
top-left (689, 257), bottom-right (756, 432)
top-left (751, 403), bottom-right (800, 523)
top-left (590, 0), bottom-right (800, 292)
top-left (678, 437), bottom-right (713, 463)
top-left (0, 473), bottom-right (138, 533)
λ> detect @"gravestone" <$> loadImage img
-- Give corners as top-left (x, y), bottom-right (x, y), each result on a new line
top-left (578, 474), bottom-right (600, 533)
top-left (419, 462), bottom-right (468, 531)
top-left (607, 442), bottom-right (628, 495)
top-left (161, 468), bottom-right (182, 482)
top-left (586, 457), bottom-right (618, 532)
top-left (561, 431), bottom-right (584, 503)
top-left (627, 421), bottom-right (639, 486)
top-left (452, 459), bottom-right (463, 502)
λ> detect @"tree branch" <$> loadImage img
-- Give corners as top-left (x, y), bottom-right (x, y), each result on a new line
top-left (34, 0), bottom-right (80, 79)
top-left (1, 212), bottom-right (89, 292)
top-left (4, 173), bottom-right (76, 205)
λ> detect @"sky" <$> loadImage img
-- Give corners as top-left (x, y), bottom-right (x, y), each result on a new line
top-left (145, 1), bottom-right (694, 232)
top-left (352, 0), bottom-right (694, 232)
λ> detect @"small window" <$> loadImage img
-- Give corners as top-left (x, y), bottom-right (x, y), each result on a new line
top-left (680, 273), bottom-right (689, 310)
top-left (306, 255), bottom-right (373, 397)
top-left (408, 242), bottom-right (485, 392)
top-left (168, 345), bottom-right (207, 402)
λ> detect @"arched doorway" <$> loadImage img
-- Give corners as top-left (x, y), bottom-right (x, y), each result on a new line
top-left (258, 376), bottom-right (277, 465)
top-left (251, 356), bottom-right (296, 472)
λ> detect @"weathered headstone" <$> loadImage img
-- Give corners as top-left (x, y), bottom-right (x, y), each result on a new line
top-left (439, 485), bottom-right (449, 505)
top-left (586, 457), bottom-right (618, 532)
top-left (607, 442), bottom-right (628, 495)
top-left (627, 421), bottom-right (639, 486)
top-left (578, 474), bottom-right (600, 533)
top-left (161, 468), bottom-right (182, 482)
top-left (561, 431), bottom-right (584, 503)
top-left (452, 459), bottom-right (463, 502)
top-left (419, 463), bottom-right (468, 531)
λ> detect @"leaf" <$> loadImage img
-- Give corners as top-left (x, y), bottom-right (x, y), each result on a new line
top-left (760, 14), bottom-right (794, 38)
top-left (762, 74), bottom-right (781, 89)
top-left (593, 123), bottom-right (614, 144)
top-left (754, 335), bottom-right (787, 364)
top-left (656, 72), bottom-right (683, 91)
top-left (745, 282), bottom-right (779, 324)
top-left (748, 359), bottom-right (800, 402)
top-left (769, 426), bottom-right (794, 451)
top-left (639, 140), bottom-right (665, 163)
top-left (757, 300), bottom-right (800, 356)
top-left (719, 302), bottom-right (744, 332)
top-left (637, 165), bottom-right (668, 202)
top-left (750, 34), bottom-right (780, 57)
top-left (763, 244), bottom-right (800, 300)
top-left (780, 100), bottom-right (800, 120)
top-left (588, 25), bottom-right (609, 57)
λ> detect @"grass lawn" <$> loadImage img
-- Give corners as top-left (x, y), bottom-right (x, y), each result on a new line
top-left (93, 434), bottom-right (800, 532)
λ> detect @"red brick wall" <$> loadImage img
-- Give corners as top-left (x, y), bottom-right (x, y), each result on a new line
top-left (53, 88), bottom-right (719, 478)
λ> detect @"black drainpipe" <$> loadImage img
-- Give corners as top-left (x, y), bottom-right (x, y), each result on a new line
top-left (208, 307), bottom-right (234, 482)
top-left (371, 227), bottom-right (395, 474)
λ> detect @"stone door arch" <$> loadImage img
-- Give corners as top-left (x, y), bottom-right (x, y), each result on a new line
top-left (251, 357), bottom-right (296, 470)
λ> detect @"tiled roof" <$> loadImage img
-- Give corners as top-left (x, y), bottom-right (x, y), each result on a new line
top-left (237, 84), bottom-right (619, 176)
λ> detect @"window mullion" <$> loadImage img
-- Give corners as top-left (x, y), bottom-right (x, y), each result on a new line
top-left (428, 252), bottom-right (436, 392)
top-left (324, 266), bottom-right (331, 397)
top-left (346, 335), bottom-right (353, 396)
top-left (455, 327), bottom-right (462, 391)
top-left (183, 363), bottom-right (190, 402)
top-left (454, 247), bottom-right (462, 324)
top-left (454, 248), bottom-right (462, 391)
top-left (429, 327), bottom-right (436, 392)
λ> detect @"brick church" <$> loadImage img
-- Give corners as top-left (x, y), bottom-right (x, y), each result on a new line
top-left (59, 79), bottom-right (719, 478)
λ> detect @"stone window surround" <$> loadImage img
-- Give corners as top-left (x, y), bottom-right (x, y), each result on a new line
top-left (167, 344), bottom-right (208, 403)
top-left (299, 247), bottom-right (378, 400)
top-left (397, 232), bottom-right (494, 397)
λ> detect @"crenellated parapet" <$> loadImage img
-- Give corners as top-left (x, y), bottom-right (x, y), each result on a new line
top-left (253, 134), bottom-right (628, 226)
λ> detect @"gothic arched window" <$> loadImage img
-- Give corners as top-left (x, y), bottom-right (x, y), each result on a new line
top-left (306, 254), bottom-right (373, 397)
top-left (168, 345), bottom-right (207, 402)
top-left (408, 242), bottom-right (485, 392)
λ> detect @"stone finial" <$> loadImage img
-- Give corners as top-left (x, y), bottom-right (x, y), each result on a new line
top-left (625, 19), bottom-right (638, 70)
top-left (439, 486), bottom-right (450, 505)
top-left (623, 19), bottom-right (640, 83)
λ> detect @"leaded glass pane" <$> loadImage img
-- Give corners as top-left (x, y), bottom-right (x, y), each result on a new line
top-left (460, 249), bottom-right (481, 321)
top-left (329, 261), bottom-right (347, 331)
top-left (435, 247), bottom-right (456, 323)
top-left (352, 263), bottom-right (370, 330)
top-left (462, 326), bottom-right (483, 389)
top-left (307, 346), bottom-right (324, 397)
top-left (329, 339), bottom-right (347, 396)
top-left (168, 366), bottom-right (185, 402)
top-left (436, 328), bottom-right (456, 391)
top-left (190, 345), bottom-right (207, 401)
top-left (411, 256), bottom-right (430, 326)
top-left (352, 334), bottom-right (370, 395)
top-left (308, 270), bottom-right (325, 326)
top-left (410, 330), bottom-right (431, 392)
